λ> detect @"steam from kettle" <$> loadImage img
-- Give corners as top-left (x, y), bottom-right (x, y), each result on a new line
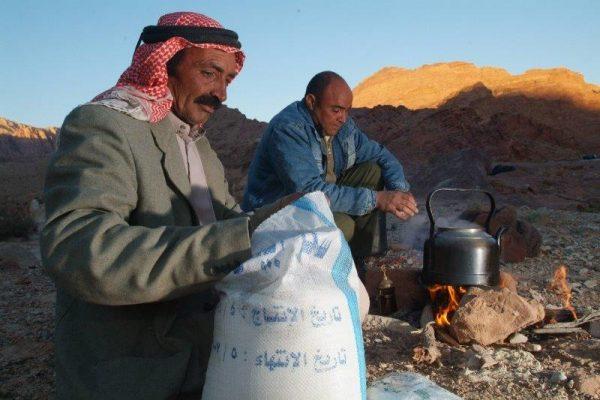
top-left (392, 213), bottom-right (479, 250)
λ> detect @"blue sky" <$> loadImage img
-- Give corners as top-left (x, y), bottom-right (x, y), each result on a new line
top-left (1, 0), bottom-right (599, 127)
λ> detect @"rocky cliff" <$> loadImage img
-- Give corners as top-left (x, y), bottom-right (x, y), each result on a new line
top-left (0, 118), bottom-right (57, 162)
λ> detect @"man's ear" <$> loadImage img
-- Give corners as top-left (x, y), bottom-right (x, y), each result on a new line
top-left (305, 94), bottom-right (316, 111)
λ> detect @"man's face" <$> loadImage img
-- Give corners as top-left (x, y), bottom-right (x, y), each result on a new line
top-left (167, 47), bottom-right (238, 128)
top-left (305, 79), bottom-right (353, 136)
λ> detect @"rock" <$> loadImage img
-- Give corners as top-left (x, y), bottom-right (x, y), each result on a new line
top-left (464, 350), bottom-right (483, 370)
top-left (574, 373), bottom-right (600, 398)
top-left (480, 354), bottom-right (498, 369)
top-left (526, 343), bottom-right (542, 352)
top-left (462, 347), bottom-right (496, 370)
top-left (471, 344), bottom-right (490, 355)
top-left (365, 268), bottom-right (429, 313)
top-left (584, 279), bottom-right (598, 289)
top-left (493, 348), bottom-right (543, 373)
top-left (550, 371), bottom-right (567, 384)
top-left (462, 206), bottom-right (542, 263)
top-left (362, 314), bottom-right (416, 338)
top-left (499, 271), bottom-right (518, 292)
top-left (588, 321), bottom-right (600, 339)
top-left (0, 117), bottom-right (57, 162)
top-left (0, 242), bottom-right (40, 269)
top-left (508, 333), bottom-right (528, 344)
top-left (449, 288), bottom-right (545, 345)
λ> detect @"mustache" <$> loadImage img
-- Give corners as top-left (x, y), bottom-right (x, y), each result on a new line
top-left (194, 95), bottom-right (222, 109)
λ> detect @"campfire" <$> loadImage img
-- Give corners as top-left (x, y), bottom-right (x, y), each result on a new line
top-left (427, 284), bottom-right (467, 327)
top-left (411, 264), bottom-right (599, 366)
top-left (425, 266), bottom-right (582, 331)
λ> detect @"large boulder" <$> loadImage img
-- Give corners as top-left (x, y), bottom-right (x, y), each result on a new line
top-left (449, 288), bottom-right (544, 345)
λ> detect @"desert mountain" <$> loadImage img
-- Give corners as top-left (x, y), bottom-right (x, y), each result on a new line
top-left (2, 62), bottom-right (599, 210)
top-left (350, 62), bottom-right (600, 210)
top-left (0, 117), bottom-right (57, 162)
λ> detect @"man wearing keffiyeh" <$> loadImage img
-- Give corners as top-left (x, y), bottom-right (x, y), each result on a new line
top-left (41, 12), bottom-right (297, 399)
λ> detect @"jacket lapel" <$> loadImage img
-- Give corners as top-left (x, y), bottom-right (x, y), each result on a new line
top-left (150, 118), bottom-right (196, 219)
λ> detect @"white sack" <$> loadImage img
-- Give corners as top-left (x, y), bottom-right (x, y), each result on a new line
top-left (202, 192), bottom-right (366, 400)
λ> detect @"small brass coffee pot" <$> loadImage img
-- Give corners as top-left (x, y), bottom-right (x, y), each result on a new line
top-left (377, 269), bottom-right (397, 316)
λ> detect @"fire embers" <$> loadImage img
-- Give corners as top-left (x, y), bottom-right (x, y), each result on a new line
top-left (427, 284), bottom-right (467, 326)
top-left (549, 265), bottom-right (577, 320)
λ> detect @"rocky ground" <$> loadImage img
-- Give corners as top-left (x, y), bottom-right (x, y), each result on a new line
top-left (0, 207), bottom-right (598, 399)
top-left (365, 206), bottom-right (599, 399)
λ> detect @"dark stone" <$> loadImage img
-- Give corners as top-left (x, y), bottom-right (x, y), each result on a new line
top-left (489, 164), bottom-right (516, 176)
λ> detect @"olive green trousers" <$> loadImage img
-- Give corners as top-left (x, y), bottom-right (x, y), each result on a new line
top-left (333, 162), bottom-right (387, 263)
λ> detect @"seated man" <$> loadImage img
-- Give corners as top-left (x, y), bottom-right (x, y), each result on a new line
top-left (243, 71), bottom-right (418, 276)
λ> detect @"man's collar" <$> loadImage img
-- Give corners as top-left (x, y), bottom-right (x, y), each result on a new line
top-left (166, 111), bottom-right (205, 143)
top-left (297, 100), bottom-right (324, 141)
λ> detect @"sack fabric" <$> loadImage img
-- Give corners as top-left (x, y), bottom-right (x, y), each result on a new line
top-left (202, 192), bottom-right (366, 399)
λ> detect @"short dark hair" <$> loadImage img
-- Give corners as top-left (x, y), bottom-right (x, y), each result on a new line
top-left (166, 49), bottom-right (186, 76)
top-left (305, 71), bottom-right (345, 99)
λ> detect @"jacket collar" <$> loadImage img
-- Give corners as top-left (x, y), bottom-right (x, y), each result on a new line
top-left (297, 100), bottom-right (323, 143)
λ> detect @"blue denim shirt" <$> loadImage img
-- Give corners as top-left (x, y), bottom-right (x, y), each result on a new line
top-left (242, 101), bottom-right (410, 216)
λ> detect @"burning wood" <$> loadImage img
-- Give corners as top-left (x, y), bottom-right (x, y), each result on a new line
top-left (548, 265), bottom-right (577, 320)
top-left (412, 322), bottom-right (441, 365)
top-left (427, 284), bottom-right (467, 326)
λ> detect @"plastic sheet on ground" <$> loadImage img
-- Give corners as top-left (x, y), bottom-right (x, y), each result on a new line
top-left (367, 372), bottom-right (462, 400)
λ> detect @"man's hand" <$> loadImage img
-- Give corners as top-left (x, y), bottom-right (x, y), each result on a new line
top-left (376, 191), bottom-right (418, 220)
top-left (248, 192), bottom-right (304, 234)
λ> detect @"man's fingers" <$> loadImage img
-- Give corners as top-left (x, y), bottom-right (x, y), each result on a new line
top-left (390, 201), bottom-right (417, 220)
top-left (393, 199), bottom-right (419, 215)
top-left (393, 209), bottom-right (410, 220)
top-left (392, 192), bottom-right (418, 214)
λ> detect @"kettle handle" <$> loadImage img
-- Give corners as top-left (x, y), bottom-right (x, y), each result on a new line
top-left (495, 226), bottom-right (508, 251)
top-left (426, 188), bottom-right (496, 238)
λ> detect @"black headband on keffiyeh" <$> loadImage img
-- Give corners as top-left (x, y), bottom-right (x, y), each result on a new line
top-left (135, 25), bottom-right (242, 53)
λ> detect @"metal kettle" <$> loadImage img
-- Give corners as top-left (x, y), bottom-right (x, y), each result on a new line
top-left (422, 188), bottom-right (507, 287)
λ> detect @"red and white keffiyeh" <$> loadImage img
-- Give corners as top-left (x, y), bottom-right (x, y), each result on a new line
top-left (91, 12), bottom-right (245, 123)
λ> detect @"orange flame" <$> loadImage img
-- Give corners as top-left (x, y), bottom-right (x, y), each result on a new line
top-left (549, 265), bottom-right (577, 320)
top-left (427, 285), bottom-right (467, 326)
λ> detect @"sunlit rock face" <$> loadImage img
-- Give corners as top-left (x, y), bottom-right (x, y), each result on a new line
top-left (0, 118), bottom-right (57, 162)
top-left (353, 61), bottom-right (600, 111)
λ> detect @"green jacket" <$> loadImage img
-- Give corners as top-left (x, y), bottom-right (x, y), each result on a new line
top-left (41, 105), bottom-right (252, 399)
